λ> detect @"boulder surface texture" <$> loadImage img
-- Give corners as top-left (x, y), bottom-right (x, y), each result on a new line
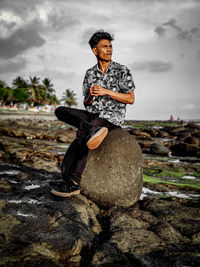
top-left (80, 128), bottom-right (143, 208)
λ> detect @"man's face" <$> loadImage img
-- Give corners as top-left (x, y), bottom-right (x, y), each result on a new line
top-left (92, 39), bottom-right (112, 61)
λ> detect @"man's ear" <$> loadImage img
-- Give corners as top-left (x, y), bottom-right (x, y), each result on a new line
top-left (92, 47), bottom-right (97, 56)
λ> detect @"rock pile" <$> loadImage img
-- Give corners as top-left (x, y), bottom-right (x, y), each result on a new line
top-left (0, 164), bottom-right (200, 266)
top-left (127, 122), bottom-right (200, 157)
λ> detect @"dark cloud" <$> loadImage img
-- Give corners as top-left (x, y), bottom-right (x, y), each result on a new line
top-left (38, 54), bottom-right (45, 60)
top-left (176, 30), bottom-right (192, 42)
top-left (48, 10), bottom-right (81, 31)
top-left (163, 19), bottom-right (182, 31)
top-left (0, 20), bottom-right (16, 32)
top-left (0, 0), bottom-right (39, 16)
top-left (133, 60), bottom-right (173, 72)
top-left (154, 26), bottom-right (166, 38)
top-left (0, 58), bottom-right (27, 73)
top-left (0, 23), bottom-right (45, 59)
top-left (155, 18), bottom-right (200, 42)
top-left (81, 28), bottom-right (98, 45)
top-left (190, 27), bottom-right (200, 38)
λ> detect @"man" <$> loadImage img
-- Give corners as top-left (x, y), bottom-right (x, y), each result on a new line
top-left (51, 30), bottom-right (135, 197)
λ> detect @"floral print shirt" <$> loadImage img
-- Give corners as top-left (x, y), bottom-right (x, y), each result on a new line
top-left (82, 61), bottom-right (135, 126)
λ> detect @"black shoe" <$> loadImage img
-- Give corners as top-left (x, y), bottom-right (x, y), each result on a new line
top-left (51, 181), bottom-right (80, 197)
top-left (86, 126), bottom-right (108, 150)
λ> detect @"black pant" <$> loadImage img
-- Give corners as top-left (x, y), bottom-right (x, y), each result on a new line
top-left (55, 106), bottom-right (119, 184)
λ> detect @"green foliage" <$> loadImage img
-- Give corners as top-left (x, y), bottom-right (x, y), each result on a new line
top-left (12, 76), bottom-right (28, 89)
top-left (13, 88), bottom-right (29, 103)
top-left (0, 76), bottom-right (60, 107)
top-left (143, 174), bottom-right (200, 189)
top-left (158, 170), bottom-right (185, 178)
top-left (61, 89), bottom-right (77, 107)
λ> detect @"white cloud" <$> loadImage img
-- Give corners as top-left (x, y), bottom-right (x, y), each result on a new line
top-left (183, 104), bottom-right (196, 110)
top-left (133, 60), bottom-right (173, 72)
top-left (0, 0), bottom-right (199, 119)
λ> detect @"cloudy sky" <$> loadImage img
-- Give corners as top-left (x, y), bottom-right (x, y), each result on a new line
top-left (0, 0), bottom-right (200, 120)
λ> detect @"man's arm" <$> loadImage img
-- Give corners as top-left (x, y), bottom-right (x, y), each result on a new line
top-left (84, 93), bottom-right (94, 107)
top-left (89, 85), bottom-right (135, 104)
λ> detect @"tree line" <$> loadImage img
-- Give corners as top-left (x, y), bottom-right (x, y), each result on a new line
top-left (0, 76), bottom-right (77, 108)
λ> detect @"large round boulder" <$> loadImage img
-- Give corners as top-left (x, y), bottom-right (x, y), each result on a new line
top-left (80, 128), bottom-right (143, 208)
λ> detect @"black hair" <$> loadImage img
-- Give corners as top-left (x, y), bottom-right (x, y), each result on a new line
top-left (88, 30), bottom-right (114, 48)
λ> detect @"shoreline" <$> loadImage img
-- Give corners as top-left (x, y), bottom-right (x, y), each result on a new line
top-left (0, 109), bottom-right (199, 123)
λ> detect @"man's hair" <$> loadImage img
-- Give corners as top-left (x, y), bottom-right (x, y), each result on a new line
top-left (89, 30), bottom-right (114, 48)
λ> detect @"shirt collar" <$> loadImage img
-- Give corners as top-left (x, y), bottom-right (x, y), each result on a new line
top-left (95, 60), bottom-right (114, 74)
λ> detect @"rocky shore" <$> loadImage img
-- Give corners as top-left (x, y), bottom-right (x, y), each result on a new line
top-left (0, 113), bottom-right (200, 266)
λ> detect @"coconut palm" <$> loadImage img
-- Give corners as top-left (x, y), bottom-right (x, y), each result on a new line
top-left (0, 80), bottom-right (8, 105)
top-left (48, 94), bottom-right (60, 105)
top-left (4, 88), bottom-right (14, 105)
top-left (28, 76), bottom-right (41, 105)
top-left (42, 78), bottom-right (55, 103)
top-left (12, 76), bottom-right (29, 90)
top-left (0, 80), bottom-right (15, 105)
top-left (61, 89), bottom-right (77, 107)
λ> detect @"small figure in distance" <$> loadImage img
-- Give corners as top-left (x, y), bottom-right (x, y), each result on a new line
top-left (170, 115), bottom-right (174, 124)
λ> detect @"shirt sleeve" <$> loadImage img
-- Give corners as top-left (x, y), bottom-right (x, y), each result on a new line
top-left (82, 70), bottom-right (90, 98)
top-left (119, 66), bottom-right (135, 93)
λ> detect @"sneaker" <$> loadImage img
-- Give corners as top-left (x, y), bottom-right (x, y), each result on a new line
top-left (86, 126), bottom-right (108, 150)
top-left (51, 181), bottom-right (80, 197)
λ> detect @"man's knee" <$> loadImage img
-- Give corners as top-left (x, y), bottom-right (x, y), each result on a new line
top-left (55, 106), bottom-right (70, 120)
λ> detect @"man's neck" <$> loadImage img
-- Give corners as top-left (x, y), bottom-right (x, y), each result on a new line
top-left (97, 60), bottom-right (111, 74)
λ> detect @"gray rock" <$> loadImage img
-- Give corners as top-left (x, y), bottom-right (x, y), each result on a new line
top-left (150, 143), bottom-right (171, 156)
top-left (0, 164), bottom-right (101, 267)
top-left (184, 136), bottom-right (199, 146)
top-left (171, 142), bottom-right (200, 157)
top-left (80, 128), bottom-right (143, 208)
top-left (156, 130), bottom-right (169, 138)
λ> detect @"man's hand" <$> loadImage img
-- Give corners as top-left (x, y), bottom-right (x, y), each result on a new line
top-left (90, 85), bottom-right (108, 96)
top-left (89, 84), bottom-right (135, 104)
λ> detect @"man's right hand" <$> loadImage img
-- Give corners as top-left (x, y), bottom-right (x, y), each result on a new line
top-left (84, 93), bottom-right (94, 107)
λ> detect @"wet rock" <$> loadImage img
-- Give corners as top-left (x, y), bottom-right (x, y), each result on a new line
top-left (92, 198), bottom-right (200, 266)
top-left (156, 130), bottom-right (169, 138)
top-left (171, 142), bottom-right (200, 157)
top-left (81, 128), bottom-right (143, 208)
top-left (0, 161), bottom-right (200, 266)
top-left (0, 164), bottom-right (101, 267)
top-left (143, 128), bottom-right (158, 137)
top-left (185, 122), bottom-right (200, 130)
top-left (138, 140), bottom-right (153, 149)
top-left (131, 129), bottom-right (152, 140)
top-left (176, 131), bottom-right (191, 141)
top-left (1, 117), bottom-right (200, 266)
top-left (184, 136), bottom-right (200, 146)
top-left (150, 143), bottom-right (171, 156)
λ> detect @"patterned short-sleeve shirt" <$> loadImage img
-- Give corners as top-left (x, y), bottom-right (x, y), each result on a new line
top-left (82, 61), bottom-right (135, 126)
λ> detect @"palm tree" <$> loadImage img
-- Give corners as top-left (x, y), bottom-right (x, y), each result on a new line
top-left (42, 78), bottom-right (55, 103)
top-left (61, 89), bottom-right (77, 107)
top-left (0, 80), bottom-right (15, 105)
top-left (5, 88), bottom-right (14, 105)
top-left (48, 94), bottom-right (60, 105)
top-left (0, 80), bottom-right (8, 105)
top-left (28, 76), bottom-right (41, 105)
top-left (12, 76), bottom-right (29, 90)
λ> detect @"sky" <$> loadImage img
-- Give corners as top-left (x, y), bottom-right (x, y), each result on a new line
top-left (0, 0), bottom-right (200, 120)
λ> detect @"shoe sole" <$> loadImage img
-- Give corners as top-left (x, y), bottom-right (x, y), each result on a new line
top-left (51, 189), bottom-right (80, 197)
top-left (86, 127), bottom-right (108, 150)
